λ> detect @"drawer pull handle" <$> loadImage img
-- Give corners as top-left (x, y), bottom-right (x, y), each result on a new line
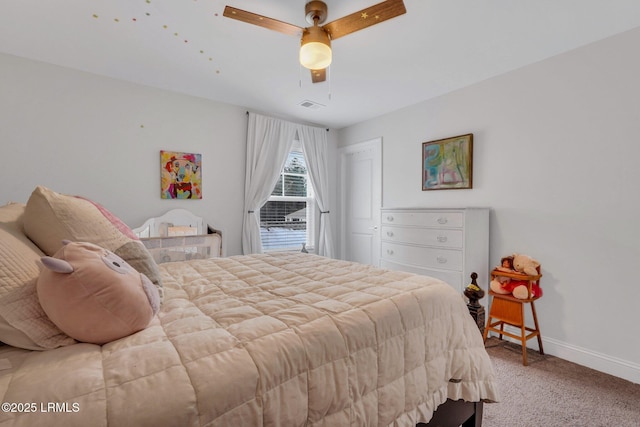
top-left (437, 235), bottom-right (447, 243)
top-left (437, 217), bottom-right (448, 224)
top-left (387, 215), bottom-right (394, 222)
top-left (437, 256), bottom-right (447, 264)
top-left (386, 231), bottom-right (394, 237)
top-left (387, 249), bottom-right (394, 255)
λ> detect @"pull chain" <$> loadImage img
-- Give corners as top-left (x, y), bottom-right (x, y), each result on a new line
top-left (327, 66), bottom-right (331, 100)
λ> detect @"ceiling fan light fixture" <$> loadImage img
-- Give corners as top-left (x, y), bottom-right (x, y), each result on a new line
top-left (300, 26), bottom-right (331, 70)
top-left (224, 0), bottom-right (407, 83)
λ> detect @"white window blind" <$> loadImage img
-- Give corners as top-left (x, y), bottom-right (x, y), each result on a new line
top-left (260, 143), bottom-right (315, 252)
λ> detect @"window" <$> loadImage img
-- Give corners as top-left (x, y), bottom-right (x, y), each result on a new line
top-left (260, 142), bottom-right (315, 251)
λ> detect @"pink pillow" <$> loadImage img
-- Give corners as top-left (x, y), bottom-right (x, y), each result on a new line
top-left (37, 241), bottom-right (160, 345)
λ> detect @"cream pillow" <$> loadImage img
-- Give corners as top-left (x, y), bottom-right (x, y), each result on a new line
top-left (0, 202), bottom-right (76, 350)
top-left (23, 186), bottom-right (162, 296)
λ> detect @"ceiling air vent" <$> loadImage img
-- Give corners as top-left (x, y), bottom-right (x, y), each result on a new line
top-left (298, 99), bottom-right (325, 110)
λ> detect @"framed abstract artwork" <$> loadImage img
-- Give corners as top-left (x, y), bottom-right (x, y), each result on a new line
top-left (160, 150), bottom-right (202, 199)
top-left (422, 134), bottom-right (473, 191)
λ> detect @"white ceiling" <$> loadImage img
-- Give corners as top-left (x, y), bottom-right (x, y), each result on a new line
top-left (2, 0), bottom-right (640, 129)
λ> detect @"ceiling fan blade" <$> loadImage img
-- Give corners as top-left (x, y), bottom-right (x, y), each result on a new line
top-left (311, 68), bottom-right (326, 83)
top-left (223, 6), bottom-right (303, 37)
top-left (323, 0), bottom-right (406, 40)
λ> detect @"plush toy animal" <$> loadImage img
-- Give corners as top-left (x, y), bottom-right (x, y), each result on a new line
top-left (490, 254), bottom-right (542, 299)
top-left (512, 253), bottom-right (540, 276)
top-left (37, 241), bottom-right (160, 345)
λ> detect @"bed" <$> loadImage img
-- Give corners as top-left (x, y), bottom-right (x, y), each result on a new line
top-left (0, 186), bottom-right (499, 426)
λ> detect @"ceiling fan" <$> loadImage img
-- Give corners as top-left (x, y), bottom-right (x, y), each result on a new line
top-left (223, 0), bottom-right (407, 83)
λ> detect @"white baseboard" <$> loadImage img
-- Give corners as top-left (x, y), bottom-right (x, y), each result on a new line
top-left (487, 328), bottom-right (640, 384)
top-left (542, 336), bottom-right (640, 384)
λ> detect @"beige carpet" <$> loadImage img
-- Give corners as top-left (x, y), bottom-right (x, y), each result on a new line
top-left (482, 338), bottom-right (640, 426)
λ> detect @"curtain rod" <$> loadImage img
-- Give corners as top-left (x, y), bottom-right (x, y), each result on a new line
top-left (245, 111), bottom-right (329, 131)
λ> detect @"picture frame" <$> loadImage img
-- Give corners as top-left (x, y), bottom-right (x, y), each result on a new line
top-left (422, 133), bottom-right (473, 191)
top-left (160, 150), bottom-right (202, 199)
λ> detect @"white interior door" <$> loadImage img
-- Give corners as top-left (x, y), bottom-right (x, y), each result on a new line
top-left (339, 138), bottom-right (382, 266)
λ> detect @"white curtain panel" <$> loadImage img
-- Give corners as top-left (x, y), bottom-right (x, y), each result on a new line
top-left (242, 113), bottom-right (296, 254)
top-left (242, 112), bottom-right (335, 257)
top-left (300, 126), bottom-right (335, 258)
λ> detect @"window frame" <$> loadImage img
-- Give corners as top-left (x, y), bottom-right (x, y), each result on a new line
top-left (260, 142), bottom-right (316, 252)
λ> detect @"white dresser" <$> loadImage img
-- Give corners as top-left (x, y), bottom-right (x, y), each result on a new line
top-left (380, 208), bottom-right (489, 293)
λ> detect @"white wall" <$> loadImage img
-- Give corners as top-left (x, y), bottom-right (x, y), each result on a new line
top-left (0, 54), bottom-right (250, 255)
top-left (0, 53), bottom-right (340, 257)
top-left (338, 27), bottom-right (640, 383)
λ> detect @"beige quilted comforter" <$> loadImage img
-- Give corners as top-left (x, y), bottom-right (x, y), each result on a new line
top-left (0, 253), bottom-right (498, 426)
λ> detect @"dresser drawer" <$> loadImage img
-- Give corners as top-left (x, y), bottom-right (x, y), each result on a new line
top-left (379, 207), bottom-right (489, 297)
top-left (381, 211), bottom-right (464, 228)
top-left (380, 260), bottom-right (463, 290)
top-left (381, 225), bottom-right (463, 249)
top-left (381, 242), bottom-right (463, 271)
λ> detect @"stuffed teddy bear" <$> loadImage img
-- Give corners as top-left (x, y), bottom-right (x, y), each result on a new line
top-left (490, 254), bottom-right (542, 299)
top-left (512, 253), bottom-right (540, 276)
top-left (37, 241), bottom-right (161, 345)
